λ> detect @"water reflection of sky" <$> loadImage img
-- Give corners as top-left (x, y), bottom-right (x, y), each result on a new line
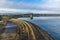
top-left (4, 21), bottom-right (18, 34)
top-left (18, 17), bottom-right (60, 40)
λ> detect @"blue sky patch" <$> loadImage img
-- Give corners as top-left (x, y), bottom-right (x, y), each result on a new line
top-left (8, 0), bottom-right (21, 3)
top-left (8, 0), bottom-right (44, 4)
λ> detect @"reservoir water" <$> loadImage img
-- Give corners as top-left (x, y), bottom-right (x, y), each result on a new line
top-left (18, 17), bottom-right (60, 40)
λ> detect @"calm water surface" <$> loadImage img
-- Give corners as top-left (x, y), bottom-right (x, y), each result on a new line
top-left (18, 17), bottom-right (60, 40)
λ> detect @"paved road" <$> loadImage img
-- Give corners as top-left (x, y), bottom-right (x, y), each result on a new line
top-left (0, 19), bottom-right (54, 40)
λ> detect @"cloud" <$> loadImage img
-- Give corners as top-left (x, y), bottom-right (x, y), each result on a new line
top-left (44, 0), bottom-right (60, 8)
top-left (0, 0), bottom-right (60, 9)
top-left (0, 8), bottom-right (60, 14)
top-left (0, 0), bottom-right (60, 13)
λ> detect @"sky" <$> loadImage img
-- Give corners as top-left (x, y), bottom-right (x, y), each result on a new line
top-left (0, 0), bottom-right (60, 13)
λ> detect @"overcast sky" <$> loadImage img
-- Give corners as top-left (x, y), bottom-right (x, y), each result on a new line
top-left (0, 0), bottom-right (60, 13)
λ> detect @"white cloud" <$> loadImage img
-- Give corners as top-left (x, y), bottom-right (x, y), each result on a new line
top-left (0, 0), bottom-right (60, 13)
top-left (0, 0), bottom-right (60, 9)
top-left (0, 8), bottom-right (60, 14)
top-left (42, 0), bottom-right (60, 8)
